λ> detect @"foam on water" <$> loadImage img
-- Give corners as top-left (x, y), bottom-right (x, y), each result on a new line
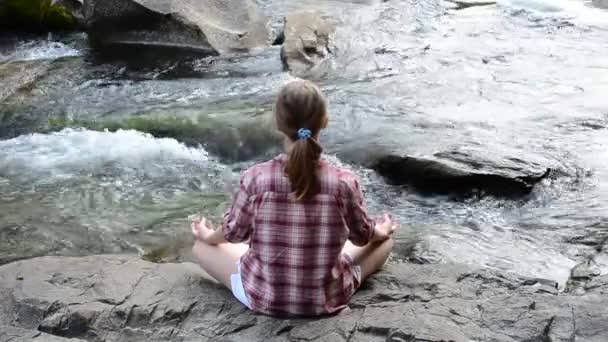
top-left (0, 39), bottom-right (81, 63)
top-left (0, 129), bottom-right (211, 180)
top-left (1, 0), bottom-right (606, 278)
top-left (0, 129), bottom-right (234, 260)
top-left (500, 0), bottom-right (608, 27)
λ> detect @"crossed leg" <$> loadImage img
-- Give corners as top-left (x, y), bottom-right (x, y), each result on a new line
top-left (342, 238), bottom-right (394, 281)
top-left (191, 240), bottom-right (248, 289)
top-left (192, 237), bottom-right (394, 290)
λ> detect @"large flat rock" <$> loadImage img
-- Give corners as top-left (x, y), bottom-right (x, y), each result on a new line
top-left (83, 0), bottom-right (271, 56)
top-left (0, 255), bottom-right (606, 341)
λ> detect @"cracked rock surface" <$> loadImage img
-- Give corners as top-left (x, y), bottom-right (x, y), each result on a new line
top-left (0, 255), bottom-right (607, 341)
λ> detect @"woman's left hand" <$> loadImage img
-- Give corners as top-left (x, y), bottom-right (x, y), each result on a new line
top-left (191, 217), bottom-right (216, 243)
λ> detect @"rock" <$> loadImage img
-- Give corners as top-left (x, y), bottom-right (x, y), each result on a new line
top-left (583, 274), bottom-right (608, 295)
top-left (372, 154), bottom-right (550, 198)
top-left (43, 112), bottom-right (279, 163)
top-left (0, 61), bottom-right (51, 104)
top-left (564, 232), bottom-right (608, 294)
top-left (445, 0), bottom-right (497, 10)
top-left (0, 60), bottom-right (54, 138)
top-left (0, 56), bottom-right (280, 161)
top-left (1, 255), bottom-right (607, 341)
top-left (0, 326), bottom-right (87, 342)
top-left (592, 0), bottom-right (608, 9)
top-left (0, 0), bottom-right (83, 30)
top-left (336, 146), bottom-right (551, 198)
top-left (566, 260), bottom-right (606, 294)
top-left (280, 11), bottom-right (335, 77)
top-left (83, 0), bottom-right (271, 57)
top-left (0, 58), bottom-right (85, 139)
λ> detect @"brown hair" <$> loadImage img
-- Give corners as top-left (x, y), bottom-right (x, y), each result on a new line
top-left (275, 80), bottom-right (328, 200)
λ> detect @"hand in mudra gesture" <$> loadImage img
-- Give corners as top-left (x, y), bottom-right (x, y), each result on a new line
top-left (191, 217), bottom-right (216, 243)
top-left (373, 213), bottom-right (398, 243)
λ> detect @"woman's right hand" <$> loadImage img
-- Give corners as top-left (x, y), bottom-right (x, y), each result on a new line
top-left (372, 213), bottom-right (397, 243)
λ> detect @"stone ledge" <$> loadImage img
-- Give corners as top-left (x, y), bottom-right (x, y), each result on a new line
top-left (0, 255), bottom-right (606, 341)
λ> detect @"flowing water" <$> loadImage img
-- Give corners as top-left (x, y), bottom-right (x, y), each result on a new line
top-left (1, 0), bottom-right (607, 286)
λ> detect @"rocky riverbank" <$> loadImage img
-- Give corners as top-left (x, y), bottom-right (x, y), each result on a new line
top-left (1, 0), bottom-right (335, 71)
top-left (0, 255), bottom-right (607, 342)
top-left (2, 1), bottom-right (608, 340)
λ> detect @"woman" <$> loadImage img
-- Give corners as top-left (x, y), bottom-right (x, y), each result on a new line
top-left (191, 80), bottom-right (397, 317)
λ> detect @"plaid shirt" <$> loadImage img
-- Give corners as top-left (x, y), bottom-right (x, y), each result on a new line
top-left (222, 154), bottom-right (375, 316)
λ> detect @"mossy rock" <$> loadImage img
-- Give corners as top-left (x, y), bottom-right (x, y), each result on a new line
top-left (0, 0), bottom-right (81, 31)
top-left (46, 114), bottom-right (280, 162)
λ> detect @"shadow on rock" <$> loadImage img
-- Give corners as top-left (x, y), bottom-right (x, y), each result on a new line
top-left (84, 0), bottom-right (271, 58)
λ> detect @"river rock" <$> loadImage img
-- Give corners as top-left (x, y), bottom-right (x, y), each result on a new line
top-left (0, 255), bottom-right (607, 341)
top-left (335, 143), bottom-right (551, 198)
top-left (0, 61), bottom-right (52, 104)
top-left (372, 154), bottom-right (551, 198)
top-left (0, 61), bottom-right (53, 138)
top-left (83, 0), bottom-right (271, 56)
top-left (0, 58), bottom-right (87, 139)
top-left (280, 11), bottom-right (335, 77)
top-left (336, 147), bottom-right (550, 199)
top-left (445, 0), bottom-right (497, 10)
top-left (592, 0), bottom-right (608, 9)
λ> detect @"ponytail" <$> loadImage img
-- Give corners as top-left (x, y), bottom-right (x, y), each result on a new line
top-left (286, 137), bottom-right (323, 200)
top-left (274, 80), bottom-right (328, 201)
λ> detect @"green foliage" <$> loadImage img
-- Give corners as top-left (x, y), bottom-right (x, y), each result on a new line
top-left (0, 0), bottom-right (78, 31)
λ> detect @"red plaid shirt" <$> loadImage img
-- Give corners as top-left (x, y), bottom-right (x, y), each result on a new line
top-left (222, 154), bottom-right (375, 316)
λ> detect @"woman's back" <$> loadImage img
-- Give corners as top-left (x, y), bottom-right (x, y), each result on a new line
top-left (224, 154), bottom-right (373, 316)
top-left (191, 80), bottom-right (395, 318)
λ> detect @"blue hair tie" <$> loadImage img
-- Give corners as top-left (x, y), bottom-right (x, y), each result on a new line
top-left (297, 128), bottom-right (312, 139)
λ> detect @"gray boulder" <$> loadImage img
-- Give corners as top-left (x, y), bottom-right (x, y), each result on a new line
top-left (1, 255), bottom-right (607, 341)
top-left (0, 61), bottom-right (52, 104)
top-left (371, 154), bottom-right (551, 198)
top-left (592, 0), bottom-right (608, 9)
top-left (336, 144), bottom-right (551, 199)
top-left (445, 0), bottom-right (497, 10)
top-left (280, 11), bottom-right (335, 77)
top-left (83, 0), bottom-right (271, 56)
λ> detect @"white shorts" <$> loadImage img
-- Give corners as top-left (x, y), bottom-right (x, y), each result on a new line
top-left (230, 262), bottom-right (251, 308)
top-left (343, 252), bottom-right (362, 288)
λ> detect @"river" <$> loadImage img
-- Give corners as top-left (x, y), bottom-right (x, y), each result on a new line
top-left (1, 0), bottom-right (607, 288)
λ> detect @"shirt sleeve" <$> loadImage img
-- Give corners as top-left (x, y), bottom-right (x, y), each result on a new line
top-left (341, 175), bottom-right (375, 246)
top-left (223, 173), bottom-right (255, 243)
